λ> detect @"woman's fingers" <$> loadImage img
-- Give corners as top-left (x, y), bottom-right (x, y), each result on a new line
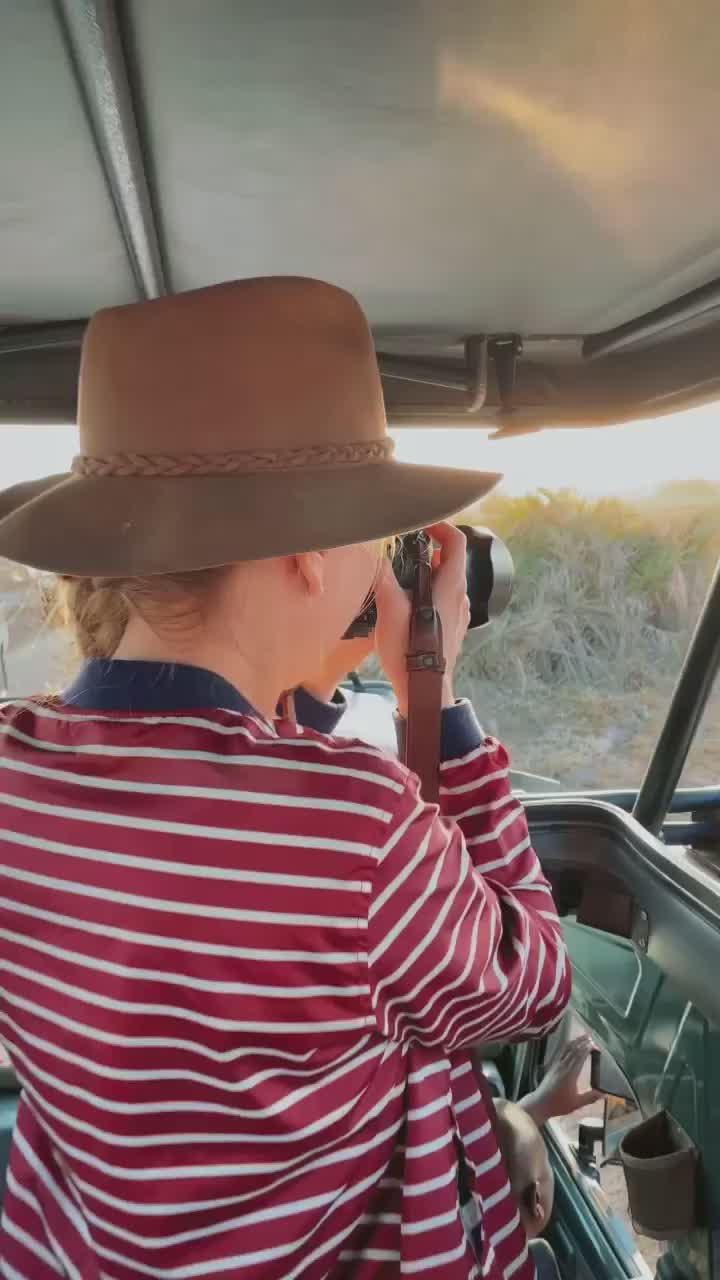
top-left (577, 1089), bottom-right (603, 1107)
top-left (427, 522), bottom-right (467, 577)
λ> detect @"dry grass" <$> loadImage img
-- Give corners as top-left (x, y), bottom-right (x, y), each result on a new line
top-left (451, 482), bottom-right (720, 787)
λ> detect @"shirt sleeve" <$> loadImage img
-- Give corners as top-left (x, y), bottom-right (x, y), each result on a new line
top-left (368, 705), bottom-right (570, 1052)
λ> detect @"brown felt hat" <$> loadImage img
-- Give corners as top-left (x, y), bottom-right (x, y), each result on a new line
top-left (0, 277), bottom-right (500, 577)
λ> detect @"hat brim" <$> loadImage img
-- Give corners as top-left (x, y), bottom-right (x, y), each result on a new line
top-left (0, 461), bottom-right (501, 577)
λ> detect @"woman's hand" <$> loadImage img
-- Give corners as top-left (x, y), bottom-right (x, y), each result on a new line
top-left (300, 634), bottom-right (375, 704)
top-left (521, 1035), bottom-right (601, 1128)
top-left (374, 522), bottom-right (470, 718)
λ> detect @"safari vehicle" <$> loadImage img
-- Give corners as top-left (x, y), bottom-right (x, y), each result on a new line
top-left (2, 2), bottom-right (720, 1278)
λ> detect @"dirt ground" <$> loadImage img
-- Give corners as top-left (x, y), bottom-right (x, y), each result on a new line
top-left (460, 674), bottom-right (720, 792)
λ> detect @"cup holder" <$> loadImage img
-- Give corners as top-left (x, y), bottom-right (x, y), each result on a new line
top-left (619, 1110), bottom-right (699, 1239)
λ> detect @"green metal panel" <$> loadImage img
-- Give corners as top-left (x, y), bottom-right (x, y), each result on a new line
top-left (564, 918), bottom-right (718, 1280)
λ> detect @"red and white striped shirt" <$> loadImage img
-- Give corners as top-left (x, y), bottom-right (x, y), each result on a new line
top-left (0, 661), bottom-right (569, 1279)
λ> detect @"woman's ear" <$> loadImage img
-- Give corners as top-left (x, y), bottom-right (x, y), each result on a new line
top-left (295, 551), bottom-right (326, 598)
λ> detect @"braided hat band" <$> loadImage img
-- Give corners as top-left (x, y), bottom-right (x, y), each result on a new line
top-left (71, 439), bottom-right (395, 478)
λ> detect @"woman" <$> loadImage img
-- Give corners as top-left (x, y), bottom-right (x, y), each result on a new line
top-left (0, 277), bottom-right (569, 1279)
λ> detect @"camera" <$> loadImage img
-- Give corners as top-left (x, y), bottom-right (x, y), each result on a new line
top-left (344, 525), bottom-right (514, 638)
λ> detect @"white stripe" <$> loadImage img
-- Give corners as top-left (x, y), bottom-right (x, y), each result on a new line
top-left (0, 861), bottom-right (368, 930)
top-left (473, 1149), bottom-right (502, 1178)
top-left (5, 1024), bottom-right (386, 1122)
top-left (439, 766), bottom-right (508, 796)
top-left (463, 1120), bottom-right (491, 1145)
top-left (0, 955), bottom-right (374, 1035)
top-left (406, 1093), bottom-right (450, 1123)
top-left (513, 871), bottom-right (551, 889)
top-left (22, 1089), bottom-right (404, 1187)
top-left (401, 1207), bottom-right (458, 1235)
top-left (382, 909), bottom-right (482, 1045)
top-left (0, 752), bottom-right (392, 823)
top-left (0, 1214), bottom-right (62, 1277)
top-left (23, 1075), bottom-right (404, 1167)
top-left (0, 715), bottom-right (404, 790)
top-left (0, 925), bottom-right (369, 999)
top-left (1, 984), bottom-right (327, 1067)
top-left (490, 1209), bottom-right (521, 1250)
top-left (12, 1128), bottom-right (90, 1276)
top-left (70, 1117), bottom-right (399, 1220)
top-left (370, 824), bottom-right (453, 968)
top-left (404, 1165), bottom-right (459, 1198)
top-left (368, 799), bottom-right (426, 915)
top-left (503, 1242), bottom-right (530, 1279)
top-left (283, 1209), bottom-right (371, 1280)
top-left (0, 823), bottom-right (372, 895)
top-left (8, 699), bottom-right (403, 768)
top-left (415, 904), bottom-right (502, 1050)
top-left (0, 894), bottom-right (362, 965)
top-left (466, 806), bottom-right (525, 847)
top-left (5, 702), bottom-right (279, 735)
top-left (0, 1260), bottom-right (32, 1280)
top-left (340, 1250), bottom-right (401, 1261)
top-left (535, 935), bottom-right (570, 1012)
top-left (404, 1129), bottom-right (454, 1159)
top-left (482, 1179), bottom-right (512, 1212)
top-left (400, 1235), bottom-right (469, 1272)
top-left (453, 908), bottom-right (532, 1048)
top-left (2, 988), bottom-right (375, 1090)
top-left (407, 1057), bottom-right (450, 1086)
top-left (446, 957), bottom-right (536, 1051)
top-left (454, 1092), bottom-right (482, 1116)
top-left (450, 1060), bottom-right (473, 1081)
top-left (385, 880), bottom-right (485, 1041)
top-left (3, 1173), bottom-right (66, 1278)
top-left (0, 791), bottom-right (378, 860)
top-left (469, 834), bottom-right (531, 873)
top-left (439, 743), bottom-right (493, 770)
top-left (453, 793), bottom-right (515, 821)
top-left (76, 1158), bottom-right (390, 1254)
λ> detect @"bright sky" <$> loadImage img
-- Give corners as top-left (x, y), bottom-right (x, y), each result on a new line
top-left (1, 400), bottom-right (719, 496)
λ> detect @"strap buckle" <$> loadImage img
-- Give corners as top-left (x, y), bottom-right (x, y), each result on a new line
top-left (406, 652), bottom-right (447, 674)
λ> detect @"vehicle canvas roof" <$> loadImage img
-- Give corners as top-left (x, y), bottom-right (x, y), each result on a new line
top-left (2, 0), bottom-right (720, 434)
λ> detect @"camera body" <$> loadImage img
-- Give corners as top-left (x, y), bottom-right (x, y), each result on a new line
top-left (344, 525), bottom-right (514, 638)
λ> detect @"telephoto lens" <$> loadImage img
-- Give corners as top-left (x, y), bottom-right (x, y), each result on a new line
top-left (344, 525), bottom-right (514, 639)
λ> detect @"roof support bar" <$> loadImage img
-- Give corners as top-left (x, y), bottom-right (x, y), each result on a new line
top-left (633, 555), bottom-right (720, 835)
top-left (0, 322), bottom-right (86, 356)
top-left (53, 0), bottom-right (167, 299)
top-left (583, 274), bottom-right (720, 359)
top-left (378, 336), bottom-right (488, 411)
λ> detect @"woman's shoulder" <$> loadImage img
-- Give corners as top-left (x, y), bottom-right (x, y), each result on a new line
top-left (270, 713), bottom-right (411, 796)
top-left (0, 697), bottom-right (412, 803)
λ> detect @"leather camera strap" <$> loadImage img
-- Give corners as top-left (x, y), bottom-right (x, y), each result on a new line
top-left (403, 535), bottom-right (446, 805)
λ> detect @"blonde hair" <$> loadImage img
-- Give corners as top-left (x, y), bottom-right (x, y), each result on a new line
top-left (54, 539), bottom-right (398, 661)
top-left (53, 570), bottom-right (229, 660)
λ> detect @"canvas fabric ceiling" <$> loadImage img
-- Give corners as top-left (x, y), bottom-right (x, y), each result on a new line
top-left (2, 0), bottom-right (720, 336)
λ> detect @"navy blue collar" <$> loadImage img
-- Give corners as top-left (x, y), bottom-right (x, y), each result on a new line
top-left (63, 659), bottom-right (256, 715)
